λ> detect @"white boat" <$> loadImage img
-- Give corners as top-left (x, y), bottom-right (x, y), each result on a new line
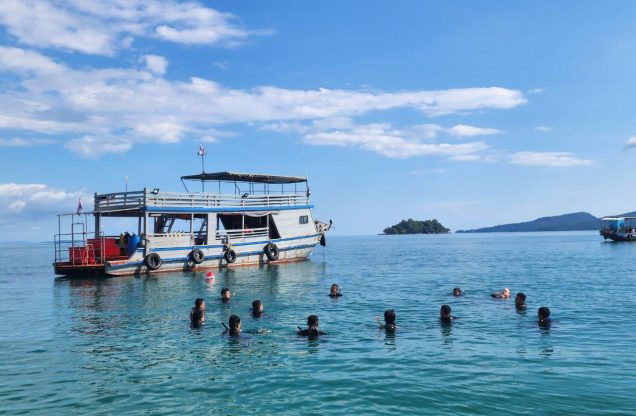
top-left (53, 172), bottom-right (331, 276)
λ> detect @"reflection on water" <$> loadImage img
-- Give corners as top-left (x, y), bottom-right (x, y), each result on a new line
top-left (2, 234), bottom-right (636, 415)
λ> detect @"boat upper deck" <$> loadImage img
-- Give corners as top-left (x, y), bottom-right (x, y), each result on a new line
top-left (94, 189), bottom-right (311, 215)
top-left (93, 171), bottom-right (312, 216)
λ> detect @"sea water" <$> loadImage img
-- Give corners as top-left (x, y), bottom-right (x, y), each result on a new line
top-left (0, 232), bottom-right (635, 415)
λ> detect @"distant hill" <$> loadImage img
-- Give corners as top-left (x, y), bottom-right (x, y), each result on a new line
top-left (456, 212), bottom-right (601, 233)
top-left (383, 219), bottom-right (450, 235)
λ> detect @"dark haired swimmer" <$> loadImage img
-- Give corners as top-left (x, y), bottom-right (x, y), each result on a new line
top-left (452, 287), bottom-right (463, 296)
top-left (297, 315), bottom-right (326, 337)
top-left (222, 314), bottom-right (241, 335)
top-left (251, 300), bottom-right (263, 317)
top-left (377, 309), bottom-right (396, 330)
top-left (190, 298), bottom-right (205, 324)
top-left (538, 307), bottom-right (551, 323)
top-left (440, 305), bottom-right (456, 323)
top-left (221, 288), bottom-right (231, 303)
top-left (515, 293), bottom-right (527, 310)
top-left (329, 284), bottom-right (343, 297)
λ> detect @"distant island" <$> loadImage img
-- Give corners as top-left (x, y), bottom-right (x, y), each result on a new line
top-left (383, 219), bottom-right (450, 235)
top-left (456, 210), bottom-right (636, 233)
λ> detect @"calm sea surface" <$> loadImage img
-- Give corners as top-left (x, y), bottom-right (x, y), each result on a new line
top-left (1, 232), bottom-right (635, 415)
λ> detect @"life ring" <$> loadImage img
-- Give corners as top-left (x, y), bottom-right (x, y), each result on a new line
top-left (224, 249), bottom-right (237, 264)
top-left (144, 252), bottom-right (162, 270)
top-left (264, 242), bottom-right (279, 261)
top-left (190, 249), bottom-right (205, 264)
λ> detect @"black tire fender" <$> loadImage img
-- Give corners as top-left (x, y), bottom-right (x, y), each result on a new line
top-left (224, 249), bottom-right (237, 264)
top-left (190, 249), bottom-right (205, 264)
top-left (144, 252), bottom-right (162, 270)
top-left (264, 242), bottom-right (279, 261)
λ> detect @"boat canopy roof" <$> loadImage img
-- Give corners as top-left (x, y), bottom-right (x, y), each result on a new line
top-left (601, 217), bottom-right (636, 220)
top-left (181, 172), bottom-right (307, 184)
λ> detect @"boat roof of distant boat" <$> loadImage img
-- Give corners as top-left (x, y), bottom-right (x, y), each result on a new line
top-left (181, 171), bottom-right (307, 184)
top-left (601, 217), bottom-right (636, 220)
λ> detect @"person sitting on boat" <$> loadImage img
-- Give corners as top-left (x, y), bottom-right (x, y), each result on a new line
top-left (491, 288), bottom-right (511, 298)
top-left (538, 307), bottom-right (551, 323)
top-left (452, 287), bottom-right (463, 296)
top-left (377, 309), bottom-right (396, 330)
top-left (440, 305), bottom-right (456, 323)
top-left (190, 298), bottom-right (205, 325)
top-left (227, 315), bottom-right (241, 335)
top-left (221, 288), bottom-right (231, 303)
top-left (251, 300), bottom-right (263, 317)
top-left (515, 293), bottom-right (527, 310)
top-left (329, 284), bottom-right (343, 297)
top-left (297, 315), bottom-right (326, 337)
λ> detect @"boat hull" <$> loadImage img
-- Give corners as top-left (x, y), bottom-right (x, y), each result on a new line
top-left (55, 233), bottom-right (322, 276)
top-left (601, 232), bottom-right (636, 242)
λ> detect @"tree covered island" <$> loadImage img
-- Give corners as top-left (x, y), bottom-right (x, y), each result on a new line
top-left (383, 219), bottom-right (450, 235)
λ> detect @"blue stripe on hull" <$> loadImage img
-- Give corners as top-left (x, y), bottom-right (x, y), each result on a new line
top-left (108, 242), bottom-right (318, 270)
top-left (150, 233), bottom-right (322, 252)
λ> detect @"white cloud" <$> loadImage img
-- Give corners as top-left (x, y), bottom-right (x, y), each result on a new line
top-left (410, 169), bottom-right (447, 174)
top-left (0, 183), bottom-right (85, 216)
top-left (534, 126), bottom-right (554, 131)
top-left (214, 61), bottom-right (229, 70)
top-left (625, 136), bottom-right (636, 149)
top-left (0, 47), bottom-right (527, 157)
top-left (0, 0), bottom-right (268, 55)
top-left (446, 124), bottom-right (503, 137)
top-left (64, 135), bottom-right (132, 158)
top-left (0, 137), bottom-right (55, 146)
top-left (303, 123), bottom-right (488, 159)
top-left (510, 152), bottom-right (593, 167)
top-left (528, 88), bottom-right (544, 94)
top-left (0, 46), bottom-right (65, 74)
top-left (143, 55), bottom-right (169, 76)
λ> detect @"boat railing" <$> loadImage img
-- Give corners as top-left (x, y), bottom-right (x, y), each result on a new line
top-left (94, 190), bottom-right (309, 212)
top-left (54, 231), bottom-right (105, 265)
top-left (216, 227), bottom-right (269, 242)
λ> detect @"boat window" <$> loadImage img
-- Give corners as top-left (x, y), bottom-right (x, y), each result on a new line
top-left (299, 215), bottom-right (309, 224)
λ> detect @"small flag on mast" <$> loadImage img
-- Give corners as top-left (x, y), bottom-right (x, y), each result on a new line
top-left (76, 198), bottom-right (83, 214)
top-left (198, 144), bottom-right (207, 156)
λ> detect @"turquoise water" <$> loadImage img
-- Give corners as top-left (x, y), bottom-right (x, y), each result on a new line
top-left (1, 232), bottom-right (635, 415)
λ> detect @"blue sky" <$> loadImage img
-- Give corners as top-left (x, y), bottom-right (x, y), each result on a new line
top-left (1, 1), bottom-right (636, 240)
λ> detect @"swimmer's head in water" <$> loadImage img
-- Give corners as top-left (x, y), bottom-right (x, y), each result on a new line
top-left (195, 298), bottom-right (205, 310)
top-left (384, 309), bottom-right (396, 326)
top-left (440, 304), bottom-right (451, 318)
top-left (221, 288), bottom-right (230, 301)
top-left (538, 307), bottom-right (551, 321)
top-left (252, 300), bottom-right (263, 313)
top-left (307, 315), bottom-right (319, 328)
top-left (330, 284), bottom-right (339, 294)
top-left (229, 314), bottom-right (241, 331)
top-left (502, 288), bottom-right (511, 298)
top-left (515, 293), bottom-right (526, 307)
top-left (452, 287), bottom-right (462, 296)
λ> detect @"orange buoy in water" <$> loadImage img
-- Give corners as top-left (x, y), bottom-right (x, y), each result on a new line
top-left (206, 271), bottom-right (215, 282)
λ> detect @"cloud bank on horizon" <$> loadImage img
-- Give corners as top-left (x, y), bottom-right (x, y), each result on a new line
top-left (0, 0), bottom-right (593, 167)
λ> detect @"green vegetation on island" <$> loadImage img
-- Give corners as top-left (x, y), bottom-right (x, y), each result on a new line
top-left (383, 219), bottom-right (450, 235)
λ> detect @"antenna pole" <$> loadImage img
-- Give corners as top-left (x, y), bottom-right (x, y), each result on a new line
top-left (300, 143), bottom-right (310, 193)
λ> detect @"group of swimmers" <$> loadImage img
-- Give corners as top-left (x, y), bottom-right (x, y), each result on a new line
top-left (485, 287), bottom-right (551, 322)
top-left (190, 283), bottom-right (552, 337)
